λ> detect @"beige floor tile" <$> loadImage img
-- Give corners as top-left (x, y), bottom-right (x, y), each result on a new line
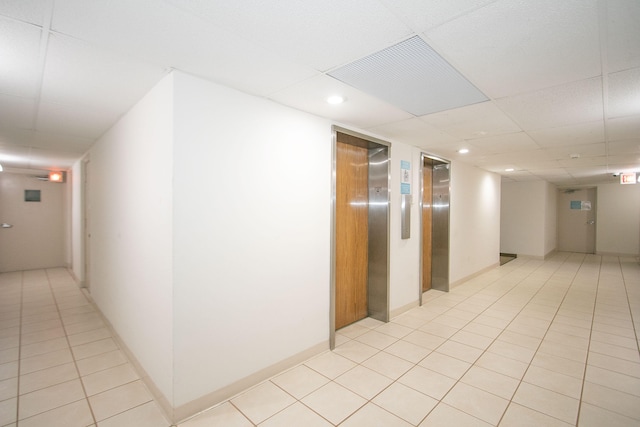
top-left (75, 350), bottom-right (128, 377)
top-left (418, 351), bottom-right (471, 380)
top-left (20, 348), bottom-right (74, 375)
top-left (545, 330), bottom-right (590, 350)
top-left (475, 350), bottom-right (528, 379)
top-left (19, 362), bottom-right (78, 394)
top-left (21, 312), bottom-right (60, 326)
top-left (340, 402), bottom-right (412, 426)
top-left (461, 366), bottom-right (519, 400)
top-left (304, 352), bottom-right (356, 380)
top-left (374, 322), bottom-right (413, 339)
top-left (361, 351), bottom-right (414, 380)
top-left (335, 365), bottom-right (393, 400)
top-left (0, 397), bottom-right (17, 426)
top-left (523, 365), bottom-right (583, 398)
top-left (0, 328), bottom-right (19, 340)
top-left (72, 338), bottom-right (118, 361)
top-left (88, 380), bottom-right (152, 421)
top-left (589, 341), bottom-right (640, 363)
top-left (582, 381), bottom-right (640, 420)
top-left (473, 314), bottom-right (511, 329)
top-left (431, 314), bottom-right (470, 329)
top-left (20, 319), bottom-right (63, 335)
top-left (500, 402), bottom-right (573, 426)
top-left (18, 399), bottom-right (94, 427)
top-left (20, 327), bottom-right (66, 346)
top-left (0, 348), bottom-right (18, 365)
top-left (354, 330), bottom-right (398, 350)
top-left (443, 382), bottom-right (509, 425)
top-left (301, 382), bottom-right (366, 425)
top-left (259, 401), bottom-right (331, 427)
top-left (592, 322), bottom-right (636, 339)
top-left (450, 330), bottom-right (494, 350)
top-left (398, 366), bottom-right (456, 400)
top-left (271, 365), bottom-right (329, 400)
top-left (436, 340), bottom-right (483, 364)
top-left (20, 337), bottom-right (69, 359)
top-left (512, 382), bottom-right (579, 424)
top-left (372, 382), bottom-right (437, 425)
top-left (337, 323), bottom-right (369, 339)
top-left (0, 361), bottom-right (18, 381)
top-left (97, 401), bottom-right (169, 427)
top-left (383, 340), bottom-right (432, 363)
top-left (419, 403), bottom-right (492, 427)
top-left (530, 351), bottom-right (586, 379)
top-left (461, 322), bottom-right (503, 339)
top-left (230, 381), bottom-right (295, 424)
top-left (403, 331), bottom-right (447, 350)
top-left (179, 402), bottom-right (252, 427)
top-left (64, 318), bottom-right (106, 336)
top-left (68, 328), bottom-right (112, 347)
top-left (333, 340), bottom-right (378, 364)
top-left (18, 379), bottom-right (86, 420)
top-left (418, 322), bottom-right (460, 339)
top-left (0, 336), bottom-right (19, 352)
top-left (536, 340), bottom-right (587, 363)
top-left (497, 330), bottom-right (541, 350)
top-left (578, 402), bottom-right (639, 427)
top-left (82, 363), bottom-right (139, 396)
top-left (0, 377), bottom-right (17, 401)
top-left (585, 365), bottom-right (640, 397)
top-left (587, 352), bottom-right (640, 378)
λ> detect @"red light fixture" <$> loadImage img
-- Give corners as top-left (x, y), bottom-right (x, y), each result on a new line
top-left (49, 171), bottom-right (64, 183)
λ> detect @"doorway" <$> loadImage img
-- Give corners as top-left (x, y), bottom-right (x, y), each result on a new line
top-left (420, 155), bottom-right (450, 302)
top-left (331, 127), bottom-right (390, 347)
top-left (557, 188), bottom-right (596, 253)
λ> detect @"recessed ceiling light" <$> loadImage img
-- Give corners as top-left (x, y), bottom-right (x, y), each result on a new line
top-left (505, 168), bottom-right (515, 172)
top-left (327, 95), bottom-right (346, 105)
top-left (458, 148), bottom-right (469, 154)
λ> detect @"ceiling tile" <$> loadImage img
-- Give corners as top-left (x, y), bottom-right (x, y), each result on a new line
top-left (557, 155), bottom-right (609, 168)
top-left (607, 115), bottom-right (640, 140)
top-left (425, 0), bottom-right (601, 98)
top-left (607, 67), bottom-right (640, 119)
top-left (367, 117), bottom-right (462, 148)
top-left (37, 101), bottom-right (116, 139)
top-left (379, 0), bottom-right (497, 33)
top-left (0, 0), bottom-right (47, 26)
top-left (606, 0), bottom-right (640, 72)
top-left (543, 143), bottom-right (606, 161)
top-left (268, 74), bottom-right (413, 130)
top-left (0, 16), bottom-right (41, 97)
top-left (468, 132), bottom-right (540, 153)
top-left (528, 121), bottom-right (604, 147)
top-left (51, 0), bottom-right (319, 97)
top-left (0, 127), bottom-right (35, 147)
top-left (0, 94), bottom-right (36, 129)
top-left (41, 33), bottom-right (168, 115)
top-left (607, 139), bottom-right (640, 156)
top-left (496, 77), bottom-right (603, 130)
top-left (164, 0), bottom-right (412, 71)
top-left (32, 132), bottom-right (93, 154)
top-left (26, 146), bottom-right (79, 169)
top-left (0, 142), bottom-right (31, 168)
top-left (421, 101), bottom-right (522, 139)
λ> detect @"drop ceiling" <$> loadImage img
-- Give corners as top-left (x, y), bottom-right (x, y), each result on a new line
top-left (0, 0), bottom-right (638, 186)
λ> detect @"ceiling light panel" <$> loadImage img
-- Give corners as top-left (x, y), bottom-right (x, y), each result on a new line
top-left (328, 36), bottom-right (488, 116)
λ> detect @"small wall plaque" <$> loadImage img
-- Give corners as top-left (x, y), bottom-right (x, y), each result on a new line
top-left (25, 190), bottom-right (41, 202)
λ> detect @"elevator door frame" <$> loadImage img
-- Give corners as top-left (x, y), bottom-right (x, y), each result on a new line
top-left (330, 126), bottom-right (391, 349)
top-left (419, 153), bottom-right (451, 305)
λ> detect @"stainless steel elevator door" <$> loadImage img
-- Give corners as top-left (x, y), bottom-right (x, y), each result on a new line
top-left (431, 163), bottom-right (450, 291)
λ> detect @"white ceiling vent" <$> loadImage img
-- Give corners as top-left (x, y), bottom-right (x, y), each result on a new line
top-left (328, 36), bottom-right (488, 116)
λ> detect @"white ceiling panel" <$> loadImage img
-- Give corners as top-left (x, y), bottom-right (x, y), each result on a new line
top-left (0, 94), bottom-right (36, 129)
top-left (32, 132), bottom-right (93, 154)
top-left (0, 143), bottom-right (31, 168)
top-left (607, 115), bottom-right (640, 141)
top-left (0, 17), bottom-right (42, 97)
top-left (51, 0), bottom-right (319, 97)
top-left (37, 102), bottom-right (116, 139)
top-left (164, 0), bottom-right (412, 72)
top-left (379, 0), bottom-right (497, 33)
top-left (543, 143), bottom-right (606, 161)
top-left (468, 132), bottom-right (539, 153)
top-left (606, 0), bottom-right (640, 72)
top-left (41, 33), bottom-right (168, 114)
top-left (421, 101), bottom-right (521, 139)
top-left (496, 77), bottom-right (603, 131)
top-left (528, 121), bottom-right (604, 147)
top-left (425, 0), bottom-right (601, 98)
top-left (0, 128), bottom-right (34, 147)
top-left (368, 117), bottom-right (462, 148)
top-left (26, 146), bottom-right (80, 169)
top-left (607, 139), bottom-right (640, 156)
top-left (0, 0), bottom-right (47, 26)
top-left (268, 74), bottom-right (413, 130)
top-left (557, 156), bottom-right (609, 168)
top-left (607, 67), bottom-right (640, 119)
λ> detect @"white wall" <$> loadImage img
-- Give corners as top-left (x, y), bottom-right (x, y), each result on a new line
top-left (500, 180), bottom-right (557, 258)
top-left (171, 72), bottom-right (331, 408)
top-left (70, 160), bottom-right (84, 283)
top-left (87, 74), bottom-right (175, 403)
top-left (596, 183), bottom-right (640, 256)
top-left (450, 162), bottom-right (501, 284)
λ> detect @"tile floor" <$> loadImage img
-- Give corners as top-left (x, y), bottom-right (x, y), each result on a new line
top-left (1, 252), bottom-right (639, 426)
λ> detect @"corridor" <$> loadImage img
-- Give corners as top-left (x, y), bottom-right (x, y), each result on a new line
top-left (1, 253), bottom-right (639, 426)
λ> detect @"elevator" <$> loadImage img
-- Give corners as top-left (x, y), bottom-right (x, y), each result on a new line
top-left (331, 128), bottom-right (390, 347)
top-left (421, 155), bottom-right (450, 299)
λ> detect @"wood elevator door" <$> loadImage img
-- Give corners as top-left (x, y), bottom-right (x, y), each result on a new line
top-left (336, 141), bottom-right (369, 329)
top-left (422, 160), bottom-right (433, 292)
